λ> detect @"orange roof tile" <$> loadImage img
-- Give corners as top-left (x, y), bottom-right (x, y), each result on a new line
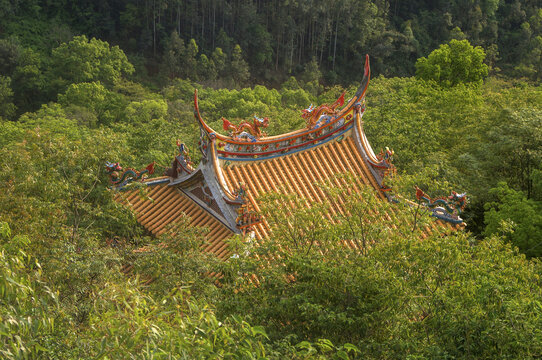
top-left (115, 183), bottom-right (235, 259)
top-left (221, 136), bottom-right (387, 240)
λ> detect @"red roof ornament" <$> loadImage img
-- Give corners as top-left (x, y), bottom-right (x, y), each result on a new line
top-left (222, 116), bottom-right (270, 142)
top-left (301, 91), bottom-right (347, 129)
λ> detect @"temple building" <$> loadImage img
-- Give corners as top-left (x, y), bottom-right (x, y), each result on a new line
top-left (109, 55), bottom-right (466, 259)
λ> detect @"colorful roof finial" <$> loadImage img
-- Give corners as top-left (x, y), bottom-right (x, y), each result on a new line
top-left (235, 203), bottom-right (263, 233)
top-left (164, 141), bottom-right (194, 178)
top-left (232, 181), bottom-right (248, 202)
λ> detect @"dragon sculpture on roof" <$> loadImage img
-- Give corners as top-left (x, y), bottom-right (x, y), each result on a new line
top-left (222, 116), bottom-right (270, 142)
top-left (302, 91), bottom-right (345, 129)
top-left (105, 162), bottom-right (155, 187)
top-left (415, 187), bottom-right (468, 223)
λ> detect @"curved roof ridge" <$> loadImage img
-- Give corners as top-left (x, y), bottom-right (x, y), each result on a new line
top-left (194, 55), bottom-right (371, 162)
top-left (194, 55), bottom-right (371, 145)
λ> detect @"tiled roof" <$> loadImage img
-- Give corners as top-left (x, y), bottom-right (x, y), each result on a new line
top-left (115, 180), bottom-right (235, 259)
top-left (221, 136), bottom-right (458, 241)
top-left (221, 136), bottom-right (385, 240)
top-left (112, 55), bottom-right (462, 260)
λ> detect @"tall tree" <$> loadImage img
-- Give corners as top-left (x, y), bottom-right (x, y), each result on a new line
top-left (0, 76), bottom-right (16, 119)
top-left (416, 39), bottom-right (489, 87)
top-left (229, 44), bottom-right (250, 86)
top-left (49, 35), bottom-right (134, 92)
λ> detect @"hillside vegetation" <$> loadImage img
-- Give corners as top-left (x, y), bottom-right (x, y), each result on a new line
top-left (1, 1), bottom-right (542, 359)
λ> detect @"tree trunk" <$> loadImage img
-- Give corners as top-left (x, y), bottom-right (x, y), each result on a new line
top-left (319, 14), bottom-right (326, 65)
top-left (177, 3), bottom-right (181, 34)
top-left (201, 0), bottom-right (205, 43)
top-left (333, 14), bottom-right (338, 71)
top-left (153, 0), bottom-right (156, 57)
top-left (290, 33), bottom-right (294, 73)
top-left (276, 31), bottom-right (280, 71)
top-left (190, 0), bottom-right (194, 38)
top-left (212, 0), bottom-right (216, 48)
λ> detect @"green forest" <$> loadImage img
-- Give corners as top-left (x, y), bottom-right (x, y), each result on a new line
top-left (1, 0), bottom-right (542, 358)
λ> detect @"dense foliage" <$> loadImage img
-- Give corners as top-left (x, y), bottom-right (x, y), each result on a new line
top-left (220, 182), bottom-right (542, 358)
top-left (1, 3), bottom-right (542, 358)
top-left (1, 1), bottom-right (542, 105)
top-left (415, 39), bottom-right (489, 87)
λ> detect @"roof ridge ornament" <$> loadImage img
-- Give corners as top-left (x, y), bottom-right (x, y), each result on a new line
top-left (368, 147), bottom-right (395, 168)
top-left (302, 91), bottom-right (346, 129)
top-left (365, 147), bottom-right (396, 187)
top-left (194, 54), bottom-right (372, 161)
top-left (222, 116), bottom-right (270, 142)
top-left (231, 182), bottom-right (263, 233)
top-left (415, 186), bottom-right (468, 224)
top-left (105, 161), bottom-right (155, 188)
top-left (165, 141), bottom-right (194, 179)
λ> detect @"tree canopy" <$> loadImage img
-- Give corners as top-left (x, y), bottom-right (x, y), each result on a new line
top-left (50, 35), bottom-right (134, 90)
top-left (1, 0), bottom-right (542, 85)
top-left (416, 39), bottom-right (489, 87)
